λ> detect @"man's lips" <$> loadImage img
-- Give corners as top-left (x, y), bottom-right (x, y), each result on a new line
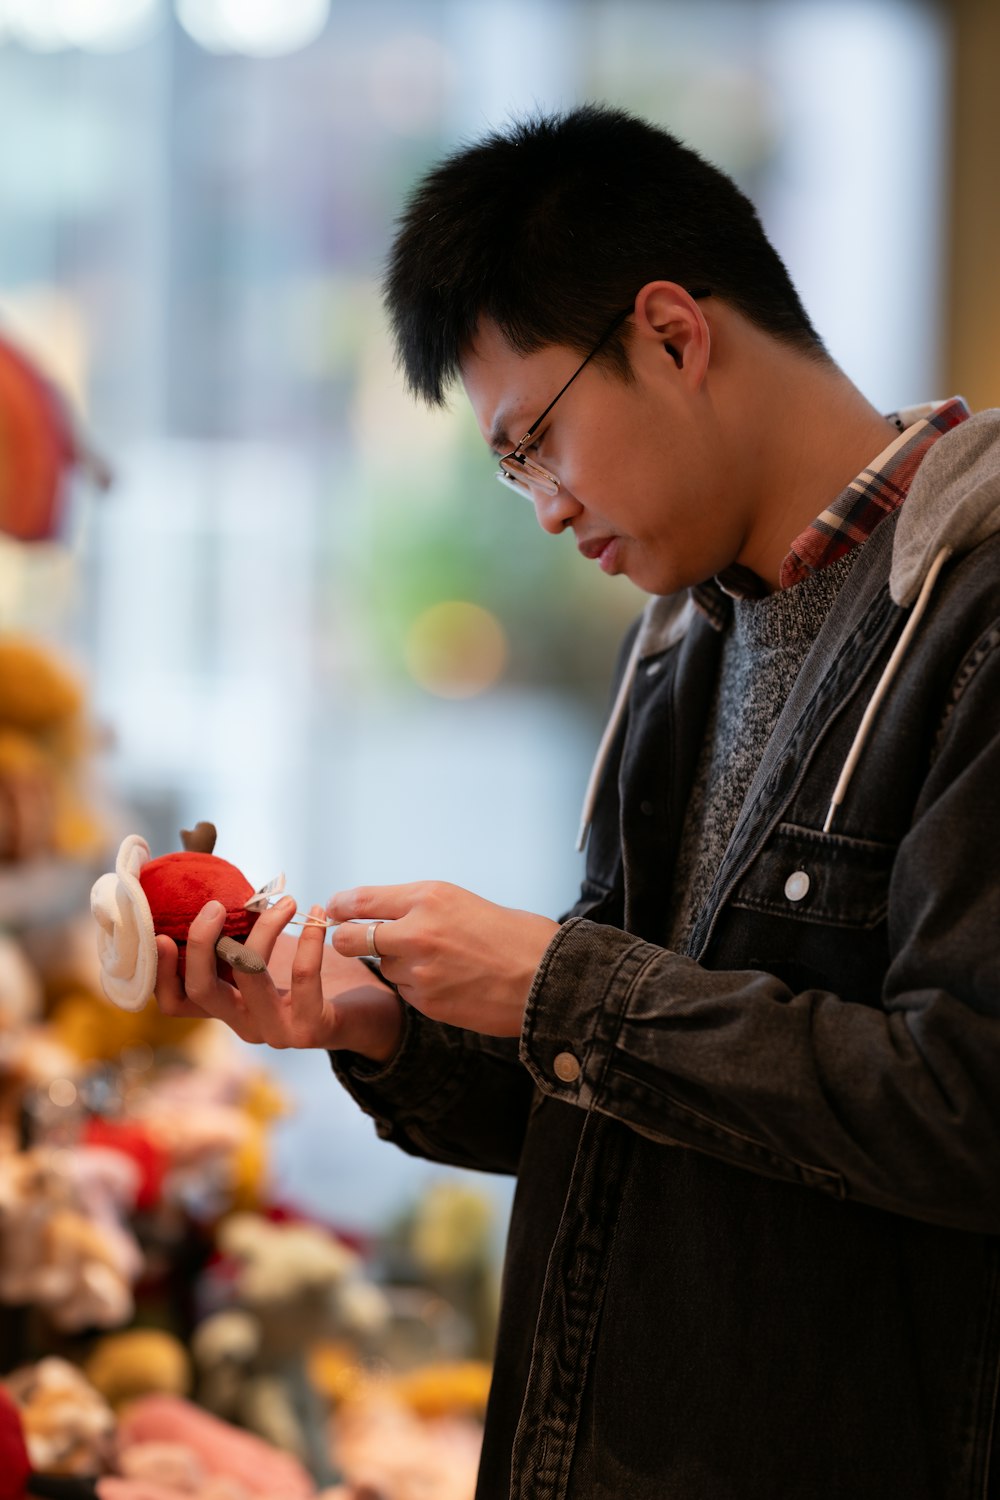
top-left (577, 535), bottom-right (617, 561)
top-left (577, 535), bottom-right (621, 572)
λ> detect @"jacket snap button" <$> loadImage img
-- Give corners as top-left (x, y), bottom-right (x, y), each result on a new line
top-left (553, 1051), bottom-right (581, 1083)
top-left (646, 660), bottom-right (662, 676)
top-left (640, 800), bottom-right (655, 817)
top-left (784, 870), bottom-right (811, 902)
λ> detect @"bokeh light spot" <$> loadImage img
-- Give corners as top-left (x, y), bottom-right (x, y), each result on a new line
top-left (176, 0), bottom-right (329, 57)
top-left (48, 1077), bottom-right (78, 1108)
top-left (405, 602), bottom-right (507, 700)
top-left (0, 0), bottom-right (162, 51)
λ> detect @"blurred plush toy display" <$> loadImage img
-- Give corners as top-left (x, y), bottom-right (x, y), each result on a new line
top-left (0, 890), bottom-right (492, 1495)
top-left (0, 861), bottom-right (292, 1359)
top-left (0, 770), bottom-right (491, 1496)
top-left (0, 1144), bottom-right (141, 1333)
top-left (84, 1328), bottom-right (192, 1413)
top-left (0, 1353), bottom-right (490, 1499)
top-left (0, 334), bottom-right (491, 1493)
top-left (0, 329), bottom-right (112, 899)
top-left (4, 1356), bottom-right (117, 1476)
top-left (191, 1211), bottom-right (389, 1484)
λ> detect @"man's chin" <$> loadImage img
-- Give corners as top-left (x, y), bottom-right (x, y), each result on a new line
top-left (627, 561), bottom-right (691, 597)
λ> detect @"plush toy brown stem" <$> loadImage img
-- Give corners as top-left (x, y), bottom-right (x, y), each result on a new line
top-left (180, 821), bottom-right (219, 854)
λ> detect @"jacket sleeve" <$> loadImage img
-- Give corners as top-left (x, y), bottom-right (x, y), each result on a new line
top-left (520, 617), bottom-right (1000, 1234)
top-left (329, 1002), bottom-right (535, 1175)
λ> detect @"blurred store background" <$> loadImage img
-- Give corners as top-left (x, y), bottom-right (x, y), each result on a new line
top-left (0, 0), bottom-right (997, 1486)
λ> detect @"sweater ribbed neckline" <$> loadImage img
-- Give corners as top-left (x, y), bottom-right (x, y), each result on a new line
top-left (731, 545), bottom-right (864, 650)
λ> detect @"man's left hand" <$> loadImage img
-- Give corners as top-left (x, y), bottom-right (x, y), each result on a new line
top-left (328, 881), bottom-right (559, 1037)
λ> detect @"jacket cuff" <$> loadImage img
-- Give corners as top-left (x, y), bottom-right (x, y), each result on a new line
top-left (329, 1001), bottom-right (478, 1138)
top-left (520, 917), bottom-right (658, 1108)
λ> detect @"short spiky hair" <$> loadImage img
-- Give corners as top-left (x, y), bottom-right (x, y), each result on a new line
top-left (384, 104), bottom-right (827, 406)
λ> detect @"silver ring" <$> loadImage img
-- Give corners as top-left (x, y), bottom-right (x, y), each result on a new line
top-left (365, 920), bottom-right (384, 960)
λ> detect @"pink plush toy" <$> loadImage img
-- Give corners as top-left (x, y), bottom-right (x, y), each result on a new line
top-left (115, 1394), bottom-right (316, 1498)
top-left (91, 825), bottom-right (269, 1012)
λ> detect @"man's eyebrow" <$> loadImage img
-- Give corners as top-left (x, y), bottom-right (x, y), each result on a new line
top-left (489, 412), bottom-right (515, 456)
top-left (490, 404), bottom-right (539, 455)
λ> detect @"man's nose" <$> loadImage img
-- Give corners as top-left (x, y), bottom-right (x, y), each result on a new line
top-left (532, 484), bottom-right (581, 535)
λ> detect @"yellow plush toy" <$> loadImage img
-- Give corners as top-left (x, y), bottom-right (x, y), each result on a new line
top-left (0, 636), bottom-right (104, 863)
top-left (83, 1328), bottom-right (192, 1411)
top-left (0, 636), bottom-right (82, 731)
top-left (0, 727), bottom-right (57, 861)
top-left (48, 987), bottom-right (205, 1062)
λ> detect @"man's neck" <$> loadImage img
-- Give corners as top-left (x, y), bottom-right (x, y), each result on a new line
top-left (729, 347), bottom-right (899, 592)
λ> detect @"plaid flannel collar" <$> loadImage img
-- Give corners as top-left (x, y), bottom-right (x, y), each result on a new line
top-left (691, 396), bottom-right (972, 629)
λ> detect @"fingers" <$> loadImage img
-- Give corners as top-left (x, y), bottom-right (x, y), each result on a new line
top-left (330, 917), bottom-right (396, 962)
top-left (327, 883), bottom-right (429, 923)
top-left (238, 903), bottom-right (329, 1047)
top-left (327, 882), bottom-right (446, 965)
top-left (176, 899), bottom-right (291, 1044)
top-left (170, 908), bottom-right (258, 1042)
top-left (183, 899), bottom-right (231, 998)
top-left (154, 897), bottom-right (336, 1049)
top-left (152, 935), bottom-right (210, 1020)
top-left (244, 895), bottom-right (300, 963)
top-left (184, 895), bottom-right (295, 997)
top-left (285, 904), bottom-right (329, 986)
top-left (235, 898), bottom-right (321, 1002)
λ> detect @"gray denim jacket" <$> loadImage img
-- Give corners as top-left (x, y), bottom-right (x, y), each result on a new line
top-left (333, 411), bottom-right (1000, 1500)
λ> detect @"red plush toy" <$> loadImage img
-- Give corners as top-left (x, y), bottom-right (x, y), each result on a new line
top-left (0, 1383), bottom-right (107, 1498)
top-left (0, 1386), bottom-right (30, 1500)
top-left (90, 823), bottom-right (270, 1012)
top-left (0, 328), bottom-right (111, 544)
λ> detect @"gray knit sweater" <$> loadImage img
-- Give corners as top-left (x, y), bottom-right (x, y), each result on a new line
top-left (666, 548), bottom-right (862, 953)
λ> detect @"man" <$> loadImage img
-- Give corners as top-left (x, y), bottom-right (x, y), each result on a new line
top-left (157, 107), bottom-right (1000, 1498)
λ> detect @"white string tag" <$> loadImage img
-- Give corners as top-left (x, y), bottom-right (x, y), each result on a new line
top-left (244, 873), bottom-right (286, 912)
top-left (246, 873), bottom-right (335, 929)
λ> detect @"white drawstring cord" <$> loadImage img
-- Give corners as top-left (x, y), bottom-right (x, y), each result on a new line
top-left (575, 546), bottom-right (951, 850)
top-left (576, 626), bottom-right (646, 852)
top-left (823, 545), bottom-right (952, 833)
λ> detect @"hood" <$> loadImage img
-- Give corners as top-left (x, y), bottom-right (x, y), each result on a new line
top-left (891, 407), bottom-right (1000, 606)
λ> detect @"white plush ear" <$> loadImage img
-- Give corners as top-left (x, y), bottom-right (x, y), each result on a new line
top-left (90, 835), bottom-right (157, 1012)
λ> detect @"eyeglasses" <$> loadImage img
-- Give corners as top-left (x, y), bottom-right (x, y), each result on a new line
top-left (496, 289), bottom-right (711, 500)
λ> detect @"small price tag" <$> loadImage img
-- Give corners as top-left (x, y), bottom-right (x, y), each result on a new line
top-left (244, 872), bottom-right (286, 912)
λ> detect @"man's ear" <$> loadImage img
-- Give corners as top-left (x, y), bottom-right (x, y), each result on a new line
top-left (632, 281), bottom-right (711, 388)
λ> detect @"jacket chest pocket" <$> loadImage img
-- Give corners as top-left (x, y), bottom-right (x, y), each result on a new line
top-left (728, 821), bottom-right (896, 930)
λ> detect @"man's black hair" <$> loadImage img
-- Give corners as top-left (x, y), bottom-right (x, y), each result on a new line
top-left (384, 103), bottom-right (828, 406)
